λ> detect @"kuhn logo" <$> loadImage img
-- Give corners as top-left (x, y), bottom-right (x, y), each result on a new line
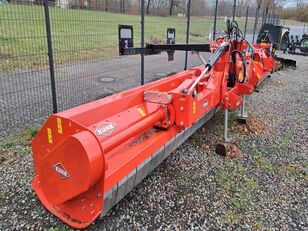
top-left (95, 122), bottom-right (116, 136)
top-left (53, 163), bottom-right (69, 180)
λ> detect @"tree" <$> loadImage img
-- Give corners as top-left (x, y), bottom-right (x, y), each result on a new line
top-left (120, 0), bottom-right (125, 13)
top-left (169, 0), bottom-right (175, 16)
top-left (256, 0), bottom-right (263, 7)
top-left (236, 0), bottom-right (251, 17)
top-left (105, 0), bottom-right (108, 11)
top-left (146, 0), bottom-right (151, 15)
top-left (169, 0), bottom-right (180, 16)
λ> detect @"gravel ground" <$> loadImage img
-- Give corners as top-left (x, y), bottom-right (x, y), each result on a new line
top-left (0, 52), bottom-right (307, 230)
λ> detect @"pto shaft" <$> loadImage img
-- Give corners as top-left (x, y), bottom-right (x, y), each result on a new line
top-left (103, 107), bottom-right (166, 153)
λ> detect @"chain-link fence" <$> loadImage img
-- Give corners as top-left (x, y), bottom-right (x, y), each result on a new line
top-left (0, 0), bottom-right (290, 139)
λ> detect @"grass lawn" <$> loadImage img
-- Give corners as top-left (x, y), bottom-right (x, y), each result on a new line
top-left (281, 19), bottom-right (307, 26)
top-left (0, 4), bottom-right (264, 72)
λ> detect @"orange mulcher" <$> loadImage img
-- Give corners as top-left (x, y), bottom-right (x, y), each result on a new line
top-left (31, 20), bottom-right (293, 228)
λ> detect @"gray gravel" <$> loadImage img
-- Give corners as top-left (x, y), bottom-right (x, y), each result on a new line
top-left (0, 52), bottom-right (307, 230)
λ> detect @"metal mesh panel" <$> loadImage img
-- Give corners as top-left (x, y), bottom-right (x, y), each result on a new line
top-left (49, 0), bottom-right (141, 111)
top-left (0, 3), bottom-right (52, 139)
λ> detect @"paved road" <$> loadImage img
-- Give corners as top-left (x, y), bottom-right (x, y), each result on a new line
top-left (0, 50), bottom-right (210, 139)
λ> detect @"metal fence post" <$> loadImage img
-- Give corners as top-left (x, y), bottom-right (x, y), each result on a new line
top-left (264, 8), bottom-right (268, 24)
top-left (232, 0), bottom-right (236, 21)
top-left (244, 6), bottom-right (249, 39)
top-left (252, 7), bottom-right (260, 43)
top-left (213, 0), bottom-right (219, 41)
top-left (261, 9), bottom-right (264, 25)
top-left (303, 23), bottom-right (306, 33)
top-left (275, 14), bottom-right (278, 25)
top-left (271, 13), bottom-right (274, 24)
top-left (276, 14), bottom-right (279, 26)
top-left (184, 0), bottom-right (191, 71)
top-left (141, 0), bottom-right (145, 85)
top-left (43, 0), bottom-right (58, 113)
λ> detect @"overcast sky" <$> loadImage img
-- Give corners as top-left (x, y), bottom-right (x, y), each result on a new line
top-left (283, 0), bottom-right (308, 8)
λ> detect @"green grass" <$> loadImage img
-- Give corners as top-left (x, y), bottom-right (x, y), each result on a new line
top-left (216, 160), bottom-right (262, 227)
top-left (48, 227), bottom-right (63, 231)
top-left (0, 4), bottom-right (257, 72)
top-left (0, 127), bottom-right (38, 164)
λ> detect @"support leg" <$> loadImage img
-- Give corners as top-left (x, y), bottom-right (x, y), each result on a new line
top-left (224, 109), bottom-right (229, 141)
top-left (237, 95), bottom-right (248, 124)
top-left (215, 109), bottom-right (230, 156)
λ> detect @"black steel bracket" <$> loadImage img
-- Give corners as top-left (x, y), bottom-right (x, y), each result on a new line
top-left (120, 43), bottom-right (211, 56)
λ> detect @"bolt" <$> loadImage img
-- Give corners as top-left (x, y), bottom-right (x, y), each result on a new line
top-left (97, 194), bottom-right (102, 198)
top-left (180, 106), bottom-right (184, 112)
top-left (82, 206), bottom-right (85, 210)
